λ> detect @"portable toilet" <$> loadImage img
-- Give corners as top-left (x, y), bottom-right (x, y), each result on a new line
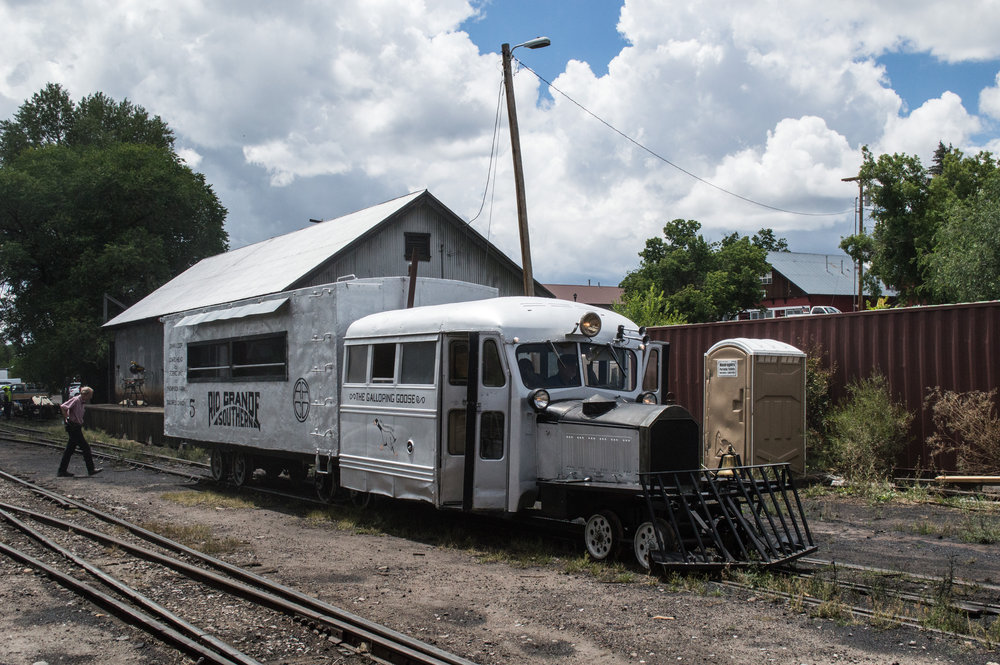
top-left (703, 338), bottom-right (806, 475)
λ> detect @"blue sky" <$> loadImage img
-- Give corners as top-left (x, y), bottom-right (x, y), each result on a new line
top-left (2, 1), bottom-right (1000, 285)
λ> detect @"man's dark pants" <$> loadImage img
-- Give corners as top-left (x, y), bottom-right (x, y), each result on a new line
top-left (59, 422), bottom-right (96, 474)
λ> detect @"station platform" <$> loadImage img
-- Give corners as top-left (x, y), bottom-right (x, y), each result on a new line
top-left (86, 403), bottom-right (166, 446)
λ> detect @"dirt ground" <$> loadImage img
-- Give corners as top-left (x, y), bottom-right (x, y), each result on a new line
top-left (2, 438), bottom-right (1000, 665)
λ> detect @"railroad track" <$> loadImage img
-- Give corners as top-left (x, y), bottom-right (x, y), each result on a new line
top-left (715, 556), bottom-right (1000, 644)
top-left (5, 421), bottom-right (999, 646)
top-left (0, 467), bottom-right (479, 665)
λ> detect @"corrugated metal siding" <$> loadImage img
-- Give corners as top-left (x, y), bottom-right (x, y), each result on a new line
top-left (649, 301), bottom-right (1000, 470)
top-left (112, 321), bottom-right (164, 405)
top-left (302, 206), bottom-right (527, 297)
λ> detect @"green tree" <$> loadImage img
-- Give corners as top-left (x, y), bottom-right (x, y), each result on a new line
top-left (619, 220), bottom-right (777, 322)
top-left (0, 84), bottom-right (228, 391)
top-left (854, 144), bottom-right (999, 303)
top-left (925, 174), bottom-right (1000, 302)
top-left (858, 146), bottom-right (931, 301)
top-left (612, 285), bottom-right (687, 327)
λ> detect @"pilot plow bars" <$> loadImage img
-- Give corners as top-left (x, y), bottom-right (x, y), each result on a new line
top-left (638, 463), bottom-right (816, 570)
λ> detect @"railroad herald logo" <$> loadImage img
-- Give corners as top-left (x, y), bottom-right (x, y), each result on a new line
top-left (208, 391), bottom-right (261, 430)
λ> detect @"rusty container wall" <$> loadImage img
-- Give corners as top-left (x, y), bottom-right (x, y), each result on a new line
top-left (649, 301), bottom-right (1000, 471)
top-left (704, 339), bottom-right (805, 475)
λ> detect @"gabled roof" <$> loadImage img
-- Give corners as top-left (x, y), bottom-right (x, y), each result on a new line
top-left (767, 251), bottom-right (892, 296)
top-left (106, 191), bottom-right (424, 327)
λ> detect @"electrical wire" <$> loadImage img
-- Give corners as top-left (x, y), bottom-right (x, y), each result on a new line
top-left (515, 59), bottom-right (853, 218)
top-left (468, 76), bottom-right (506, 226)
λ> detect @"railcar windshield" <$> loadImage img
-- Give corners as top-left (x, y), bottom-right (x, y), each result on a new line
top-left (515, 342), bottom-right (579, 388)
top-left (582, 343), bottom-right (637, 391)
top-left (515, 342), bottom-right (638, 392)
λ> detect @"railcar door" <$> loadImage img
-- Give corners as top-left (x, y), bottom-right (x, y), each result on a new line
top-left (438, 332), bottom-right (510, 510)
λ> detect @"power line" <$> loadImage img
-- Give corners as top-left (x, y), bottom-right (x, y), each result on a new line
top-left (515, 59), bottom-right (853, 218)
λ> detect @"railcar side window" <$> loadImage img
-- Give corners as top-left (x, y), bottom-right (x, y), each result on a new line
top-left (643, 348), bottom-right (659, 392)
top-left (345, 345), bottom-right (368, 384)
top-left (449, 339), bottom-right (469, 386)
top-left (447, 410), bottom-right (465, 455)
top-left (480, 412), bottom-right (504, 460)
top-left (232, 335), bottom-right (287, 379)
top-left (187, 333), bottom-right (286, 382)
top-left (400, 341), bottom-right (436, 385)
top-left (187, 342), bottom-right (229, 380)
top-left (371, 343), bottom-right (396, 382)
top-left (481, 339), bottom-right (505, 387)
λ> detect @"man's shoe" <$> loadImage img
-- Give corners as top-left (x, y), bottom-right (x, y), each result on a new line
top-left (88, 468), bottom-right (103, 476)
top-left (57, 471), bottom-right (74, 477)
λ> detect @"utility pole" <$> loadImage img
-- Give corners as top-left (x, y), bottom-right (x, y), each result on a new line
top-left (842, 176), bottom-right (864, 311)
top-left (501, 37), bottom-right (550, 297)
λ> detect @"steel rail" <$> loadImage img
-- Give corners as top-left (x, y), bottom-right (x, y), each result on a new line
top-left (0, 467), bottom-right (479, 665)
top-left (0, 506), bottom-right (262, 665)
top-left (0, 539), bottom-right (247, 665)
top-left (715, 578), bottom-right (997, 645)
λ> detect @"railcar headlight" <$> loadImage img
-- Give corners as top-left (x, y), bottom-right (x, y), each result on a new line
top-left (529, 389), bottom-right (550, 412)
top-left (579, 311), bottom-right (601, 337)
top-left (638, 391), bottom-right (657, 405)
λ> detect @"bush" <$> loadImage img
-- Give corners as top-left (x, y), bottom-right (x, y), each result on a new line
top-left (925, 388), bottom-right (1000, 475)
top-left (827, 372), bottom-right (912, 483)
top-left (804, 346), bottom-right (835, 472)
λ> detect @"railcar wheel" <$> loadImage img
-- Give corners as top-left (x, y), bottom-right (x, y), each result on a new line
top-left (209, 449), bottom-right (228, 483)
top-left (584, 510), bottom-right (623, 561)
top-left (349, 490), bottom-right (372, 509)
top-left (633, 520), bottom-right (673, 570)
top-left (231, 452), bottom-right (252, 487)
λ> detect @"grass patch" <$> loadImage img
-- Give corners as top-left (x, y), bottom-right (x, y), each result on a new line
top-left (956, 514), bottom-right (1000, 544)
top-left (140, 520), bottom-right (244, 556)
top-left (161, 489), bottom-right (265, 510)
top-left (561, 555), bottom-right (636, 583)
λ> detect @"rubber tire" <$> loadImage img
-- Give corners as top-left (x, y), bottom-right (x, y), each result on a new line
top-left (584, 510), bottom-right (623, 561)
top-left (209, 449), bottom-right (228, 483)
top-left (634, 520), bottom-right (673, 570)
top-left (231, 452), bottom-right (252, 487)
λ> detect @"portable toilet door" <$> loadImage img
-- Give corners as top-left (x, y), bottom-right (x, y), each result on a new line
top-left (704, 338), bottom-right (806, 475)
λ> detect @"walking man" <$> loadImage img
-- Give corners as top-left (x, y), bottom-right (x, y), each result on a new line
top-left (58, 386), bottom-right (102, 477)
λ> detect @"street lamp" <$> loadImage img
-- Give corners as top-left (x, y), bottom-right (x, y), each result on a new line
top-left (502, 36), bottom-right (550, 297)
top-left (842, 176), bottom-right (864, 312)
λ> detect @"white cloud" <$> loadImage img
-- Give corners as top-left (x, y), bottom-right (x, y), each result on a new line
top-left (981, 73), bottom-right (1000, 120)
top-left (176, 147), bottom-right (203, 168)
top-left (2, 0), bottom-right (999, 285)
top-left (876, 92), bottom-right (981, 160)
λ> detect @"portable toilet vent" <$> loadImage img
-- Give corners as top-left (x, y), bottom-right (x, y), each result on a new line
top-left (703, 338), bottom-right (806, 475)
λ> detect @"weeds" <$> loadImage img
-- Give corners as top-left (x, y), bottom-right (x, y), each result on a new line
top-left (957, 514), bottom-right (1000, 544)
top-left (926, 387), bottom-right (1000, 475)
top-left (827, 372), bottom-right (912, 486)
top-left (140, 520), bottom-right (244, 555)
top-left (804, 346), bottom-right (836, 473)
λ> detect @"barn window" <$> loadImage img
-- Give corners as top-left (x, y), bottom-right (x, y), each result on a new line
top-left (404, 232), bottom-right (431, 261)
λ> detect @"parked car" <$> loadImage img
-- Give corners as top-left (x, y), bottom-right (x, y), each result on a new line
top-left (809, 306), bottom-right (841, 315)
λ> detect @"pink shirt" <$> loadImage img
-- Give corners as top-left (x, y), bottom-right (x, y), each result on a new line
top-left (61, 394), bottom-right (86, 425)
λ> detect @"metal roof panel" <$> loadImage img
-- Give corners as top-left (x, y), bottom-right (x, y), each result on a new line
top-left (105, 192), bottom-right (423, 327)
